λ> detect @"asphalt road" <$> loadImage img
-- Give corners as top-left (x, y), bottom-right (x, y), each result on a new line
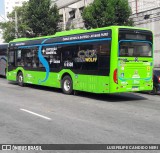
top-left (0, 76), bottom-right (160, 153)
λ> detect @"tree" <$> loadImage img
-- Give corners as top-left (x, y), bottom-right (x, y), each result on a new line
top-left (0, 3), bottom-right (30, 42)
top-left (0, 0), bottom-right (60, 42)
top-left (0, 21), bottom-right (15, 43)
top-left (25, 0), bottom-right (60, 36)
top-left (82, 0), bottom-right (133, 29)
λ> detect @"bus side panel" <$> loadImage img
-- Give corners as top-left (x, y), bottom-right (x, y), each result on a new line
top-left (23, 71), bottom-right (61, 88)
top-left (7, 69), bottom-right (17, 81)
top-left (24, 69), bottom-right (75, 88)
top-left (74, 74), bottom-right (110, 93)
top-left (7, 67), bottom-right (25, 82)
top-left (7, 67), bottom-right (111, 93)
top-left (23, 69), bottom-right (110, 94)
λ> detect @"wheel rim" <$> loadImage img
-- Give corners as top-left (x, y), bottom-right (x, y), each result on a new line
top-left (19, 75), bottom-right (23, 83)
top-left (64, 79), bottom-right (71, 91)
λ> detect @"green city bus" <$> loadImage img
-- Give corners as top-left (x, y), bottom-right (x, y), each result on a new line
top-left (7, 26), bottom-right (153, 94)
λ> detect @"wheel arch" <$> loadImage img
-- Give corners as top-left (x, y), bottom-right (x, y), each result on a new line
top-left (61, 72), bottom-right (73, 88)
top-left (17, 70), bottom-right (23, 77)
top-left (16, 67), bottom-right (25, 77)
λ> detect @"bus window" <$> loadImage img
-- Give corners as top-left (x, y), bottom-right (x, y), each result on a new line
top-left (99, 41), bottom-right (111, 55)
top-left (119, 41), bottom-right (152, 57)
top-left (42, 46), bottom-right (61, 69)
top-left (16, 47), bottom-right (39, 68)
top-left (96, 41), bottom-right (111, 69)
top-left (0, 49), bottom-right (6, 56)
top-left (78, 43), bottom-right (97, 70)
top-left (60, 41), bottom-right (111, 70)
top-left (8, 51), bottom-right (15, 66)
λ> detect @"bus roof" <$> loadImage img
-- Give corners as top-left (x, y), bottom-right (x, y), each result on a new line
top-left (10, 26), bottom-right (152, 44)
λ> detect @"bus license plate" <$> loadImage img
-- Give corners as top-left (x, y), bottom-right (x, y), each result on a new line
top-left (132, 86), bottom-right (139, 91)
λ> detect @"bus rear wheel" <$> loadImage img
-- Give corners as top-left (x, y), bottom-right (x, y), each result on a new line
top-left (62, 75), bottom-right (73, 95)
top-left (17, 72), bottom-right (24, 87)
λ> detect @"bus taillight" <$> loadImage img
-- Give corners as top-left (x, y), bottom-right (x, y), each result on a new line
top-left (113, 69), bottom-right (118, 84)
top-left (158, 76), bottom-right (160, 83)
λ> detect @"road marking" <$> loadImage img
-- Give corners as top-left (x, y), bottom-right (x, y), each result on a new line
top-left (20, 108), bottom-right (51, 120)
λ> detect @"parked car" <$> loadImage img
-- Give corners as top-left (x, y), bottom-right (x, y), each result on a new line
top-left (149, 69), bottom-right (160, 94)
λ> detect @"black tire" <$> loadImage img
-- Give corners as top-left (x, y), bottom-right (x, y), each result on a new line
top-left (62, 75), bottom-right (73, 95)
top-left (17, 72), bottom-right (24, 87)
top-left (149, 86), bottom-right (157, 95)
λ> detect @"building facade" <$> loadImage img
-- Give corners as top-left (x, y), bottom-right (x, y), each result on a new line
top-left (128, 0), bottom-right (160, 14)
top-left (129, 0), bottom-right (160, 67)
top-left (4, 0), bottom-right (29, 19)
top-left (52, 0), bottom-right (93, 30)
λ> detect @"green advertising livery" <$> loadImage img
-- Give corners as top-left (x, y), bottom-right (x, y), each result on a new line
top-left (7, 26), bottom-right (153, 94)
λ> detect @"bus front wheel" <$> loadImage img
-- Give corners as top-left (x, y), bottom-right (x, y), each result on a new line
top-left (17, 72), bottom-right (24, 87)
top-left (62, 75), bottom-right (73, 95)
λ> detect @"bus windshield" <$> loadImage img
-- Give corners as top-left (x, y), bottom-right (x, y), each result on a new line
top-left (119, 41), bottom-right (152, 57)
